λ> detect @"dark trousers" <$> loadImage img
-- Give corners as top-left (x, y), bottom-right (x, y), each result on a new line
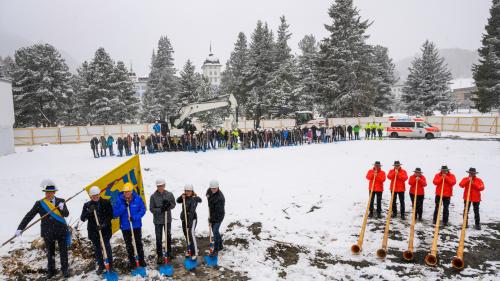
top-left (118, 148), bottom-right (123, 157)
top-left (154, 223), bottom-right (172, 257)
top-left (369, 191), bottom-right (382, 215)
top-left (354, 132), bottom-right (359, 140)
top-left (108, 146), bottom-right (114, 156)
top-left (392, 192), bottom-right (405, 217)
top-left (44, 235), bottom-right (69, 274)
top-left (90, 235), bottom-right (113, 270)
top-left (433, 196), bottom-right (451, 224)
top-left (211, 223), bottom-right (223, 251)
top-left (464, 201), bottom-right (481, 226)
top-left (92, 148), bottom-right (99, 158)
top-left (409, 193), bottom-right (424, 219)
top-left (134, 143), bottom-right (139, 154)
top-left (181, 219), bottom-right (198, 256)
top-left (122, 228), bottom-right (146, 268)
top-left (100, 147), bottom-right (107, 156)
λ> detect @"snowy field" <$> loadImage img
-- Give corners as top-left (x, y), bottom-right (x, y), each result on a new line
top-left (0, 136), bottom-right (499, 280)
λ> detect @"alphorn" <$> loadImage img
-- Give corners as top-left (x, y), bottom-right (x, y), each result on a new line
top-left (451, 178), bottom-right (473, 270)
top-left (403, 178), bottom-right (419, 261)
top-left (351, 171), bottom-right (378, 254)
top-left (376, 169), bottom-right (399, 258)
top-left (425, 177), bottom-right (446, 266)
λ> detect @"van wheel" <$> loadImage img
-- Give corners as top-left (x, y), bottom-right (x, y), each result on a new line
top-left (425, 133), bottom-right (434, 139)
top-left (390, 132), bottom-right (398, 138)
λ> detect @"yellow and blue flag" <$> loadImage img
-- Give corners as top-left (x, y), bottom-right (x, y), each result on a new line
top-left (84, 155), bottom-right (147, 234)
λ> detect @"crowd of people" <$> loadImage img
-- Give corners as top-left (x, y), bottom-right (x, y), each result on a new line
top-left (15, 179), bottom-right (225, 278)
top-left (89, 122), bottom-right (387, 157)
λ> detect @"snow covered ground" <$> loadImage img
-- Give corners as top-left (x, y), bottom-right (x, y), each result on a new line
top-left (0, 136), bottom-right (499, 280)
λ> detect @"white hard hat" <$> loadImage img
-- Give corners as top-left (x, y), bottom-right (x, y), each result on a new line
top-left (40, 179), bottom-right (57, 192)
top-left (209, 180), bottom-right (219, 188)
top-left (89, 186), bottom-right (101, 196)
top-left (156, 178), bottom-right (166, 186)
top-left (184, 184), bottom-right (194, 191)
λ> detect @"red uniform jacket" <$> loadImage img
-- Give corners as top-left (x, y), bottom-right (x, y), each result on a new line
top-left (387, 168), bottom-right (408, 192)
top-left (433, 172), bottom-right (457, 197)
top-left (459, 177), bottom-right (485, 202)
top-left (366, 169), bottom-right (386, 192)
top-left (408, 174), bottom-right (427, 195)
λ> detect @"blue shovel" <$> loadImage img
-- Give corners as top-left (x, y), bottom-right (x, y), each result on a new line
top-left (183, 196), bottom-right (198, 270)
top-left (126, 207), bottom-right (147, 277)
top-left (159, 212), bottom-right (173, 276)
top-left (92, 210), bottom-right (119, 281)
top-left (204, 222), bottom-right (218, 267)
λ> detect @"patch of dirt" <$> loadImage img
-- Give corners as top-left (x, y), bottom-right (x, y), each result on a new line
top-left (248, 222), bottom-right (262, 240)
top-left (265, 242), bottom-right (308, 278)
top-left (307, 205), bottom-right (321, 214)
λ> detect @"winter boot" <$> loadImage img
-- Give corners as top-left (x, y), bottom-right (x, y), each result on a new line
top-left (475, 224), bottom-right (481, 230)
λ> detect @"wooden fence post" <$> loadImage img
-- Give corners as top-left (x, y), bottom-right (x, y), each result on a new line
top-left (30, 128), bottom-right (34, 145)
top-left (58, 127), bottom-right (61, 144)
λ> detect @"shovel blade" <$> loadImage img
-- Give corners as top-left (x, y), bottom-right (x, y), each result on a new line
top-left (184, 257), bottom-right (198, 270)
top-left (159, 263), bottom-right (174, 276)
top-left (204, 255), bottom-right (218, 267)
top-left (103, 270), bottom-right (119, 281)
top-left (131, 266), bottom-right (147, 277)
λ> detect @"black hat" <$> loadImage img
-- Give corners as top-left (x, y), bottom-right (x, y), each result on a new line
top-left (466, 167), bottom-right (478, 174)
top-left (393, 161), bottom-right (402, 166)
top-left (440, 165), bottom-right (450, 171)
top-left (374, 161), bottom-right (381, 166)
top-left (413, 167), bottom-right (422, 173)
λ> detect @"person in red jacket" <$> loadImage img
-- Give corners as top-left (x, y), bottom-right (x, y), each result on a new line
top-left (387, 161), bottom-right (408, 219)
top-left (408, 168), bottom-right (427, 221)
top-left (366, 161), bottom-right (386, 218)
top-left (459, 167), bottom-right (485, 230)
top-left (432, 165), bottom-right (457, 226)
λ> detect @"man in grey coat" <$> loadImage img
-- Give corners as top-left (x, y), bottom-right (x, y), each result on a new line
top-left (149, 178), bottom-right (176, 264)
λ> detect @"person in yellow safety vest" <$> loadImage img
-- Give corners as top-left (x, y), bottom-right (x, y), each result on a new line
top-left (377, 123), bottom-right (384, 140)
top-left (231, 129), bottom-right (239, 150)
top-left (364, 123), bottom-right (371, 139)
top-left (370, 122), bottom-right (377, 139)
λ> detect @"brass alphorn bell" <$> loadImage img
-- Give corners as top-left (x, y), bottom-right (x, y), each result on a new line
top-left (451, 178), bottom-right (473, 270)
top-left (351, 171), bottom-right (378, 254)
top-left (424, 177), bottom-right (446, 266)
top-left (376, 169), bottom-right (399, 259)
top-left (403, 178), bottom-right (420, 261)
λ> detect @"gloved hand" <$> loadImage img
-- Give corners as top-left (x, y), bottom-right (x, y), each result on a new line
top-left (58, 202), bottom-right (65, 211)
top-left (160, 206), bottom-right (167, 213)
top-left (128, 216), bottom-right (133, 222)
top-left (96, 225), bottom-right (102, 231)
top-left (15, 230), bottom-right (22, 237)
top-left (88, 203), bottom-right (97, 212)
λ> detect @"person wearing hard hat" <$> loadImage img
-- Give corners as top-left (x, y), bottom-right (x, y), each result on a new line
top-left (176, 184), bottom-right (202, 260)
top-left (149, 178), bottom-right (176, 264)
top-left (80, 186), bottom-right (114, 275)
top-left (206, 180), bottom-right (225, 257)
top-left (16, 180), bottom-right (71, 278)
top-left (113, 182), bottom-right (147, 271)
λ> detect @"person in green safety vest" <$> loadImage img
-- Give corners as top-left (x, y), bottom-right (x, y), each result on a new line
top-left (353, 124), bottom-right (361, 140)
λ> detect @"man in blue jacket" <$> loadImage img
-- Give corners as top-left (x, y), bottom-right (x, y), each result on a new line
top-left (113, 182), bottom-right (147, 271)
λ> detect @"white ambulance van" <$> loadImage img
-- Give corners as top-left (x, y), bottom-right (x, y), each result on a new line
top-left (387, 116), bottom-right (441, 139)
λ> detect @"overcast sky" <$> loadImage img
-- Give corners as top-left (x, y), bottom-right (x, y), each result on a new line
top-left (0, 0), bottom-right (492, 76)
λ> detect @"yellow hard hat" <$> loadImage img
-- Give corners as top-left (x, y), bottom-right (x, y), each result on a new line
top-left (122, 182), bottom-right (134, 192)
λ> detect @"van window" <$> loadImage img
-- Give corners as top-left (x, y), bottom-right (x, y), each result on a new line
top-left (391, 122), bottom-right (415, 128)
top-left (416, 122), bottom-right (425, 128)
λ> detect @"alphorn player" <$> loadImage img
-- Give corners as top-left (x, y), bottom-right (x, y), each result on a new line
top-left (365, 161), bottom-right (386, 218)
top-left (432, 165), bottom-right (456, 227)
top-left (387, 161), bottom-right (408, 220)
top-left (459, 168), bottom-right (485, 230)
top-left (408, 168), bottom-right (427, 221)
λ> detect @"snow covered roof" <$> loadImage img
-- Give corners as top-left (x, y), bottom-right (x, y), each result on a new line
top-left (204, 53), bottom-right (221, 65)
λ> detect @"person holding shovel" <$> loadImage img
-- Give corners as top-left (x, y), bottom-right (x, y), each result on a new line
top-left (206, 180), bottom-right (225, 256)
top-left (149, 178), bottom-right (176, 264)
top-left (80, 186), bottom-right (114, 275)
top-left (113, 183), bottom-right (147, 272)
top-left (176, 184), bottom-right (202, 260)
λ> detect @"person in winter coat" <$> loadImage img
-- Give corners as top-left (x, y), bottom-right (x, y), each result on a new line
top-left (125, 134), bottom-right (132, 156)
top-left (91, 136), bottom-right (100, 158)
top-left (206, 180), bottom-right (225, 256)
top-left (370, 123), bottom-right (377, 139)
top-left (133, 133), bottom-right (140, 155)
top-left (116, 137), bottom-right (124, 157)
top-left (366, 161), bottom-right (386, 218)
top-left (80, 186), bottom-right (114, 274)
top-left (459, 168), bottom-right (485, 230)
top-left (432, 165), bottom-right (457, 226)
top-left (377, 123), bottom-right (384, 139)
top-left (16, 180), bottom-right (70, 278)
top-left (149, 178), bottom-right (176, 264)
top-left (107, 135), bottom-right (114, 156)
top-left (347, 125), bottom-right (353, 140)
top-left (353, 124), bottom-right (360, 140)
top-left (176, 184), bottom-right (202, 259)
top-left (140, 135), bottom-right (146, 154)
top-left (100, 136), bottom-right (107, 157)
top-left (153, 121), bottom-right (161, 134)
top-left (408, 168), bottom-right (427, 221)
top-left (387, 161), bottom-right (409, 219)
top-left (113, 183), bottom-right (147, 270)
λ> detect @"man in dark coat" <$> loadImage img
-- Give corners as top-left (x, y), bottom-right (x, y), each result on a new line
top-left (16, 180), bottom-right (70, 278)
top-left (206, 180), bottom-right (225, 256)
top-left (80, 186), bottom-right (114, 274)
top-left (149, 178), bottom-right (176, 264)
top-left (91, 136), bottom-right (100, 158)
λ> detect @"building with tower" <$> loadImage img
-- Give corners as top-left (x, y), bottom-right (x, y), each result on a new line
top-left (201, 44), bottom-right (222, 86)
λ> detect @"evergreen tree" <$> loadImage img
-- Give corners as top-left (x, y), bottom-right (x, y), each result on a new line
top-left (87, 47), bottom-right (116, 125)
top-left (111, 61), bottom-right (139, 123)
top-left (472, 0), bottom-right (500, 113)
top-left (11, 44), bottom-right (72, 127)
top-left (72, 61), bottom-right (91, 125)
top-left (296, 34), bottom-right (319, 111)
top-left (370, 45), bottom-right (397, 115)
top-left (178, 60), bottom-right (199, 105)
top-left (315, 0), bottom-right (372, 117)
top-left (402, 40), bottom-right (453, 116)
top-left (142, 50), bottom-right (159, 122)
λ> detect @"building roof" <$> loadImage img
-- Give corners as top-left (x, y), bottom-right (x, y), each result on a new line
top-left (204, 53), bottom-right (221, 65)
